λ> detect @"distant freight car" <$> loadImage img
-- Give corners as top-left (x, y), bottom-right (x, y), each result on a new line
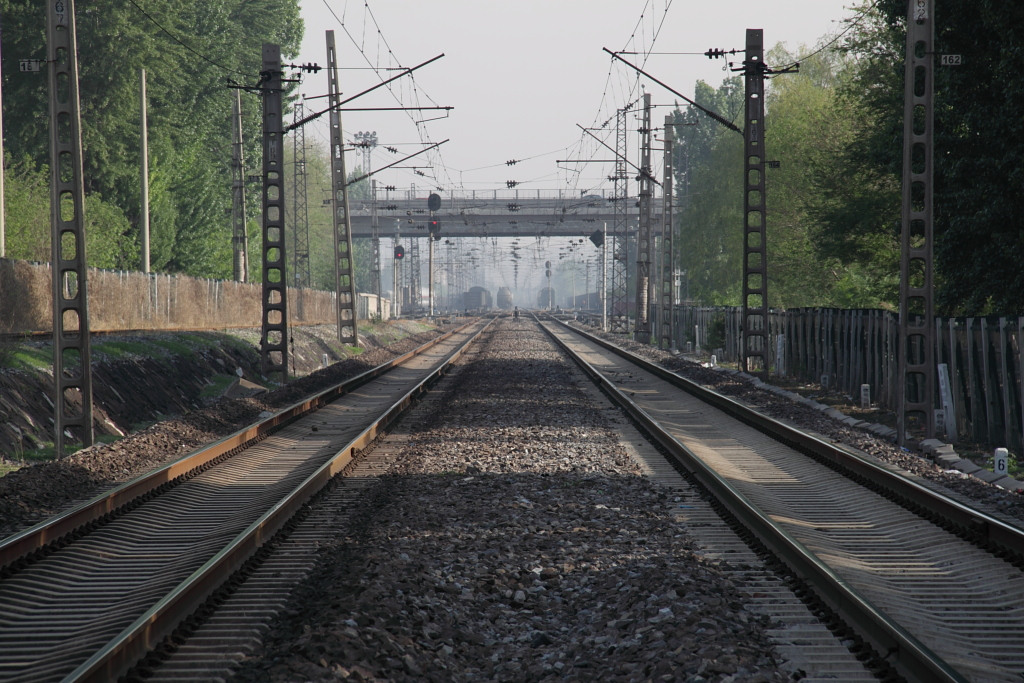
top-left (496, 287), bottom-right (514, 310)
top-left (537, 287), bottom-right (556, 309)
top-left (463, 286), bottom-right (492, 312)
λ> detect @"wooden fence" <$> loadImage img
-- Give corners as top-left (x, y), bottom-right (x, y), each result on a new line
top-left (674, 306), bottom-right (1022, 451)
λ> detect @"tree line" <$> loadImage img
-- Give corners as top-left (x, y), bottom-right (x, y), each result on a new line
top-left (2, 1), bottom-right (1020, 317)
top-left (672, 0), bottom-right (1024, 316)
top-left (1, 0), bottom-right (302, 279)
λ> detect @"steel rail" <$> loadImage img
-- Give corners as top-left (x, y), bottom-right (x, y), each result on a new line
top-left (0, 320), bottom-right (476, 572)
top-left (539, 318), bottom-right (967, 683)
top-left (64, 317), bottom-right (492, 682)
top-left (557, 319), bottom-right (1024, 561)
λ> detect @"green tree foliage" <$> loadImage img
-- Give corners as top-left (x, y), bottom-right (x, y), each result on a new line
top-left (5, 158), bottom-right (137, 269)
top-left (3, 160), bottom-right (50, 262)
top-left (803, 3), bottom-right (907, 310)
top-left (767, 45), bottom-right (900, 309)
top-left (823, 0), bottom-right (1024, 315)
top-left (282, 133), bottom-right (379, 297)
top-left (672, 20), bottom-right (905, 311)
top-left (0, 0), bottom-right (302, 276)
top-left (673, 78), bottom-right (745, 306)
top-left (927, 0), bottom-right (1024, 314)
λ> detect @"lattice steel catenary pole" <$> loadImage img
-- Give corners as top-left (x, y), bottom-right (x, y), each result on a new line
top-left (48, 0), bottom-right (93, 455)
top-left (898, 0), bottom-right (936, 444)
top-left (259, 42), bottom-right (289, 381)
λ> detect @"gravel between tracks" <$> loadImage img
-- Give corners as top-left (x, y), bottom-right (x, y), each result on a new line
top-left (6, 315), bottom-right (1023, 681)
top-left (232, 318), bottom-right (787, 682)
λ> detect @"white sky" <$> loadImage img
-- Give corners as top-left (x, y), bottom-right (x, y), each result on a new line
top-left (293, 0), bottom-right (859, 197)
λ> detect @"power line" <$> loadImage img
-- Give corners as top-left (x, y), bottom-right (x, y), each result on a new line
top-left (570, 0), bottom-right (675, 198)
top-left (779, 0), bottom-right (879, 71)
top-left (126, 0), bottom-right (247, 76)
top-left (316, 0), bottom-right (458, 192)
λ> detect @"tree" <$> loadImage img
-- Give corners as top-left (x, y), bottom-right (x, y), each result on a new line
top-left (0, 0), bottom-right (303, 276)
top-left (766, 44), bottom-right (899, 309)
top-left (673, 78), bottom-right (745, 306)
top-left (825, 0), bottom-right (1024, 315)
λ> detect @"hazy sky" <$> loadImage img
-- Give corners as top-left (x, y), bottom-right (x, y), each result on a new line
top-left (292, 0), bottom-right (860, 198)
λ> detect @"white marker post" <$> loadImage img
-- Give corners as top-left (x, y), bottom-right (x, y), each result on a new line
top-left (994, 448), bottom-right (1009, 478)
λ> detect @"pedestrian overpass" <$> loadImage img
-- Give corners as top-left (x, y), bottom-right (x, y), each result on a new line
top-left (346, 188), bottom-right (663, 239)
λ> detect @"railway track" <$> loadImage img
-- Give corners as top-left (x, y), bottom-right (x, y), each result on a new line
top-left (542, 317), bottom-right (1024, 682)
top-left (0, 319), bottom-right (490, 682)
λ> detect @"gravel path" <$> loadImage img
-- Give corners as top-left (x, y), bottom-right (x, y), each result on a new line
top-left (232, 318), bottom-right (788, 682)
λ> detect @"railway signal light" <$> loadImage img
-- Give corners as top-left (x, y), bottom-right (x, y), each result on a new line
top-left (394, 245), bottom-right (405, 259)
top-left (428, 219), bottom-right (440, 235)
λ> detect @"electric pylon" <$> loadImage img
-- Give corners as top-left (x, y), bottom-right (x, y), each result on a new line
top-left (231, 90), bottom-right (249, 282)
top-left (326, 31), bottom-right (359, 344)
top-left (609, 108), bottom-right (630, 334)
top-left (47, 0), bottom-right (93, 455)
top-left (634, 93), bottom-right (653, 343)
top-left (741, 28), bottom-right (768, 375)
top-left (659, 114), bottom-right (674, 350)
top-left (291, 102), bottom-right (311, 289)
top-left (898, 0), bottom-right (936, 444)
top-left (259, 42), bottom-right (289, 382)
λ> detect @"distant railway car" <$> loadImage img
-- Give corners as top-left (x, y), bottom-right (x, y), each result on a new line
top-left (496, 287), bottom-right (514, 310)
top-left (537, 287), bottom-right (556, 309)
top-left (463, 286), bottom-right (492, 311)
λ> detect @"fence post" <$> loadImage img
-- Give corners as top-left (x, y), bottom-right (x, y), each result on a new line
top-left (980, 318), bottom-right (998, 442)
top-left (1019, 317), bottom-right (1024, 455)
top-left (948, 318), bottom-right (963, 437)
top-left (999, 317), bottom-right (1019, 452)
top-left (967, 318), bottom-right (981, 442)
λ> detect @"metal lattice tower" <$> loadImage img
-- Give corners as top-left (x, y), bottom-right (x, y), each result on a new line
top-left (259, 43), bottom-right (288, 381)
top-left (398, 236), bottom-right (408, 311)
top-left (898, 0), bottom-right (936, 444)
top-left (409, 236), bottom-right (422, 311)
top-left (741, 29), bottom-right (768, 375)
top-left (608, 108), bottom-right (630, 334)
top-left (658, 114), bottom-right (675, 350)
top-left (231, 90), bottom-right (249, 282)
top-left (326, 31), bottom-right (359, 344)
top-left (371, 179), bottom-right (381, 317)
top-left (634, 94), bottom-right (653, 343)
top-left (291, 102), bottom-right (311, 289)
top-left (392, 222), bottom-right (402, 317)
top-left (47, 0), bottom-right (93, 455)
top-left (355, 132), bottom-right (381, 317)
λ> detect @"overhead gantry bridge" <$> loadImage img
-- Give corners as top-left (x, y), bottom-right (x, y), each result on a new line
top-left (346, 188), bottom-right (663, 239)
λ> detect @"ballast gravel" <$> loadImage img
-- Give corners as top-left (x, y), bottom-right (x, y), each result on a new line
top-left (6, 315), bottom-right (1023, 681)
top-left (234, 318), bottom-right (788, 682)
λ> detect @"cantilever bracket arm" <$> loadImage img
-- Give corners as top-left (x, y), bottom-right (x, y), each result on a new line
top-left (575, 124), bottom-right (662, 188)
top-left (603, 48), bottom-right (742, 135)
top-left (346, 139), bottom-right (449, 186)
top-left (287, 53), bottom-right (445, 132)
